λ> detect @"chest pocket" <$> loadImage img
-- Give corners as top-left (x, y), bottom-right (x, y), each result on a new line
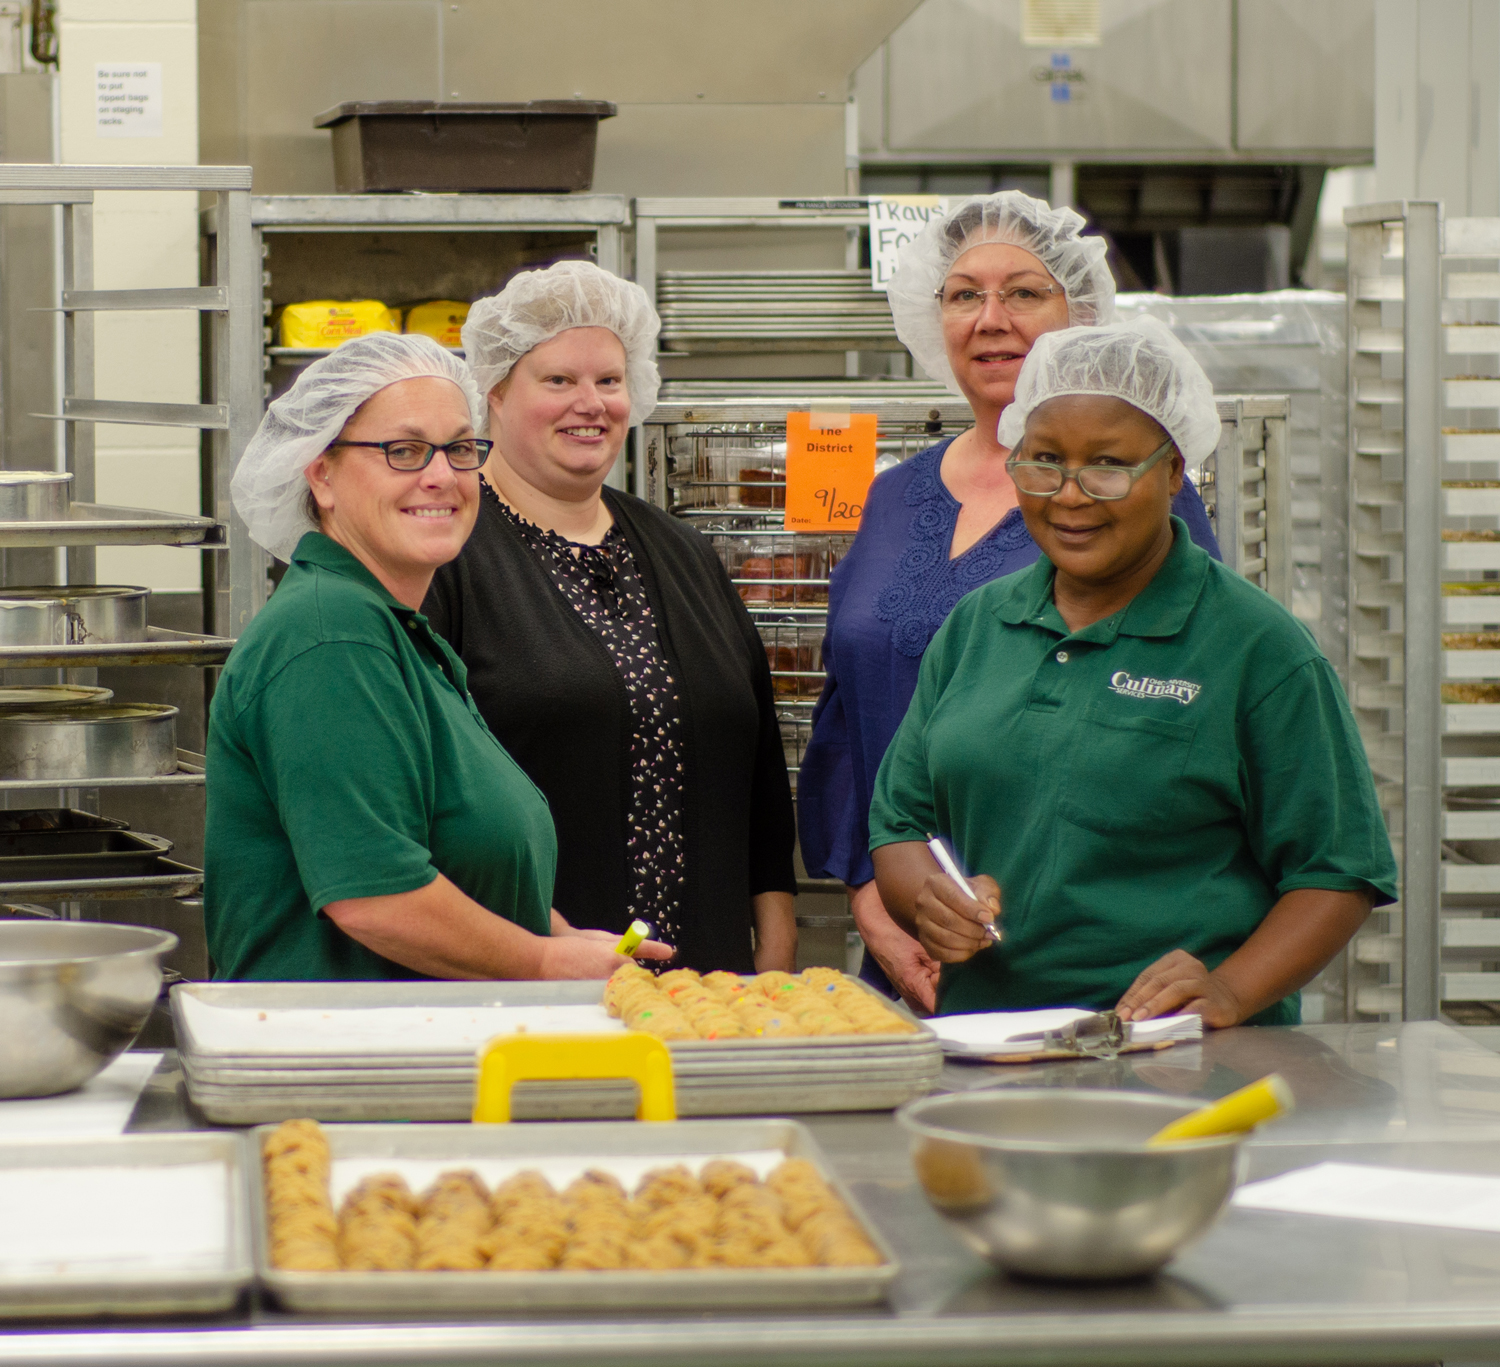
top-left (1057, 706), bottom-right (1199, 836)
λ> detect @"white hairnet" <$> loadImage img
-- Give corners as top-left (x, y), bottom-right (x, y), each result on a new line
top-left (462, 260), bottom-right (661, 430)
top-left (887, 191), bottom-right (1116, 396)
top-left (997, 316), bottom-right (1222, 470)
top-left (231, 332), bottom-right (481, 563)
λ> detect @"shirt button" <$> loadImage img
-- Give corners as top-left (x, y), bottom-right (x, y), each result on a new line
top-left (1056, 650), bottom-right (1069, 663)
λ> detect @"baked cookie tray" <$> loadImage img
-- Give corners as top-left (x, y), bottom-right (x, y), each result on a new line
top-left (172, 980), bottom-right (942, 1123)
top-left (252, 1118), bottom-right (898, 1313)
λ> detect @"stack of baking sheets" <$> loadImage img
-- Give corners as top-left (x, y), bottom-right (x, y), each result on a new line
top-left (254, 1118), bottom-right (897, 1311)
top-left (172, 979), bottom-right (942, 1124)
top-left (656, 271), bottom-right (901, 352)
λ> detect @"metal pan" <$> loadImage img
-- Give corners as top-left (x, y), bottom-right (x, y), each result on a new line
top-left (188, 1077), bottom-right (938, 1125)
top-left (0, 828), bottom-right (170, 877)
top-left (171, 979), bottom-right (937, 1063)
top-left (0, 471), bottom-right (71, 522)
top-left (0, 685), bottom-right (112, 711)
top-left (0, 855), bottom-right (202, 902)
top-left (252, 1118), bottom-right (896, 1313)
top-left (0, 703), bottom-right (177, 781)
top-left (0, 586), bottom-right (149, 645)
top-left (0, 808), bottom-right (129, 834)
top-left (0, 1131), bottom-right (251, 1318)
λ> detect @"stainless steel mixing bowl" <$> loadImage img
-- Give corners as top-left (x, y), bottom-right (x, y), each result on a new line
top-left (0, 921), bottom-right (177, 1097)
top-left (899, 1089), bottom-right (1243, 1280)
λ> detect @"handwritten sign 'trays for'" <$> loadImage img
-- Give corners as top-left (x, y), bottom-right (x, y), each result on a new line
top-left (784, 412), bottom-right (878, 532)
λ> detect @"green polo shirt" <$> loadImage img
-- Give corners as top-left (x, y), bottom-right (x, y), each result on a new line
top-left (869, 517), bottom-right (1397, 1024)
top-left (205, 532), bottom-right (556, 981)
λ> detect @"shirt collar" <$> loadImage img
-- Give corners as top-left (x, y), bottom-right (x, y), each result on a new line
top-left (992, 516), bottom-right (1207, 642)
top-left (291, 531), bottom-right (418, 618)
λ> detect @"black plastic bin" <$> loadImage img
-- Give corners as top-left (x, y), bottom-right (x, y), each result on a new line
top-left (314, 100), bottom-right (618, 194)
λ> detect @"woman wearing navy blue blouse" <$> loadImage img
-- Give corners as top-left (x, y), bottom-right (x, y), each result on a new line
top-left (797, 192), bottom-right (1221, 1012)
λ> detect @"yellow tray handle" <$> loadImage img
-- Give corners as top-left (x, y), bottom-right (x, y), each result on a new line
top-left (472, 1032), bottom-right (677, 1123)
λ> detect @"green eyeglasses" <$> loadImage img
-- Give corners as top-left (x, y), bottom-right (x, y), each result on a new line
top-left (329, 438), bottom-right (492, 472)
top-left (1006, 436), bottom-right (1177, 501)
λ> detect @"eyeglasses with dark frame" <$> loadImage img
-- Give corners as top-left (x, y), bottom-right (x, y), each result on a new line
top-left (328, 438), bottom-right (492, 472)
top-left (1006, 436), bottom-right (1178, 501)
top-left (933, 279), bottom-right (1065, 317)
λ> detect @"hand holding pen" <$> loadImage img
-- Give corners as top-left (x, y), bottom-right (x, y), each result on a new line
top-left (916, 834), bottom-right (1003, 963)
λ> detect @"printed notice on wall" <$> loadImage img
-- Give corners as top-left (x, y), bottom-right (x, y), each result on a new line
top-left (784, 412), bottom-right (878, 532)
top-left (868, 196), bottom-right (947, 291)
top-left (96, 64), bottom-right (163, 138)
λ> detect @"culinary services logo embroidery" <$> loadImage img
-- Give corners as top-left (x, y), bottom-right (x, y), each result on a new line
top-left (1108, 671), bottom-right (1202, 705)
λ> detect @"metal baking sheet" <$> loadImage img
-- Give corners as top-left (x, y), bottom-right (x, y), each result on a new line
top-left (0, 503), bottom-right (224, 549)
top-left (252, 1118), bottom-right (896, 1313)
top-left (178, 1056), bottom-right (936, 1092)
top-left (184, 1070), bottom-right (937, 1125)
top-left (0, 626), bottom-right (234, 671)
top-left (0, 856), bottom-right (202, 902)
top-left (0, 1131), bottom-right (251, 1318)
top-left (172, 978), bottom-right (937, 1065)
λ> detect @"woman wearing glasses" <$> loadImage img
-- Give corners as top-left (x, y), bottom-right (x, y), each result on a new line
top-left (206, 333), bottom-right (673, 980)
top-left (798, 191), bottom-right (1220, 1013)
top-left (869, 318), bottom-right (1395, 1025)
top-left (422, 262), bottom-right (798, 975)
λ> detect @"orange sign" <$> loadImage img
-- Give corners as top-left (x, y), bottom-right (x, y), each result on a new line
top-left (784, 411), bottom-right (878, 532)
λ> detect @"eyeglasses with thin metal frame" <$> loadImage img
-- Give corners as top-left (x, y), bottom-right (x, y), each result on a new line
top-left (327, 438), bottom-right (492, 472)
top-left (933, 279), bottom-right (1065, 317)
top-left (1006, 436), bottom-right (1178, 501)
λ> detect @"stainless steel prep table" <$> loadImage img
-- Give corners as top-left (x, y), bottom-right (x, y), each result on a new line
top-left (15, 1022), bottom-right (1500, 1366)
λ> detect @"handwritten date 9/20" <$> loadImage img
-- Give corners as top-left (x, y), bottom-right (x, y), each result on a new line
top-left (814, 487), bottom-right (862, 523)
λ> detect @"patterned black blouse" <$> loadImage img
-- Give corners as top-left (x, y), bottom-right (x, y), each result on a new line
top-left (492, 489), bottom-right (686, 945)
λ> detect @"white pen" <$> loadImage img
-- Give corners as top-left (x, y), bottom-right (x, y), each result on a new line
top-left (926, 833), bottom-right (1003, 944)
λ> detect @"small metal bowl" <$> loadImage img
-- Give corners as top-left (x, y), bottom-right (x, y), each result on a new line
top-left (0, 921), bottom-right (177, 1097)
top-left (899, 1090), bottom-right (1243, 1281)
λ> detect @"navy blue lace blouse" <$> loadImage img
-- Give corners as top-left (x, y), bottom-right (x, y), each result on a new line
top-left (797, 437), bottom-right (1222, 890)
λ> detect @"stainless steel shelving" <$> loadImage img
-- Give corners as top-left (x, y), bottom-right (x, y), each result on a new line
top-left (0, 166), bottom-right (256, 894)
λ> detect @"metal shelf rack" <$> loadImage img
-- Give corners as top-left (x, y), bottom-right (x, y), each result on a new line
top-left (0, 165), bottom-right (255, 866)
top-left (1340, 199), bottom-right (1500, 1022)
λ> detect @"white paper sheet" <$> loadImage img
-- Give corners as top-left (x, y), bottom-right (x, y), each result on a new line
top-left (329, 1149), bottom-right (789, 1206)
top-left (177, 1000), bottom-right (625, 1058)
top-left (0, 1162), bottom-right (228, 1272)
top-left (0, 1052), bottom-right (161, 1138)
top-left (1234, 1161), bottom-right (1500, 1232)
top-left (928, 1009), bottom-right (1201, 1057)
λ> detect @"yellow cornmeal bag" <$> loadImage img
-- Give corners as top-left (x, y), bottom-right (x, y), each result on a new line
top-left (279, 300), bottom-right (400, 349)
top-left (404, 300), bottom-right (470, 349)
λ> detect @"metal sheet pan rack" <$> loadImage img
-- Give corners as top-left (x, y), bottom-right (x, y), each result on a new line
top-left (642, 395), bottom-right (972, 796)
top-left (0, 167), bottom-right (253, 822)
top-left (237, 192), bottom-right (632, 612)
top-left (1345, 201), bottom-right (1500, 1023)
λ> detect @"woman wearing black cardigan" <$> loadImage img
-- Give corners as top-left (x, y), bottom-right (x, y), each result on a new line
top-left (423, 261), bottom-right (797, 974)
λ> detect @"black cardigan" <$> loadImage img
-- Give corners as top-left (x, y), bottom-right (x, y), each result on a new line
top-left (422, 486), bottom-right (797, 973)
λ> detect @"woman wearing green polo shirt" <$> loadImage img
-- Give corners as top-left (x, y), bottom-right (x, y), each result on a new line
top-left (868, 317), bottom-right (1397, 1026)
top-left (207, 334), bottom-right (672, 981)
